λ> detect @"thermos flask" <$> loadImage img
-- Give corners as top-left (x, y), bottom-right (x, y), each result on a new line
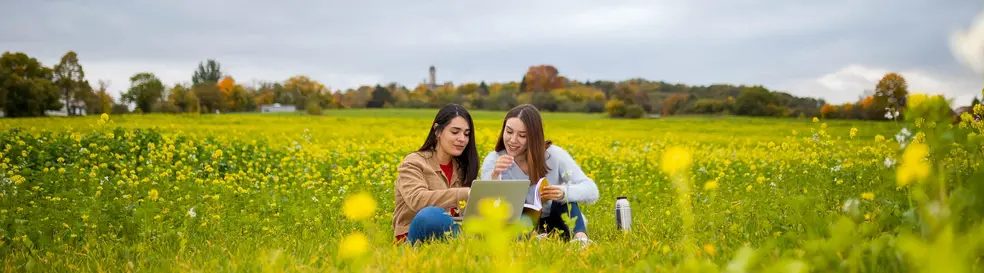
top-left (615, 196), bottom-right (631, 231)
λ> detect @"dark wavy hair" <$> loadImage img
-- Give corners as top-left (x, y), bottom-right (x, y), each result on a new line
top-left (417, 104), bottom-right (479, 186)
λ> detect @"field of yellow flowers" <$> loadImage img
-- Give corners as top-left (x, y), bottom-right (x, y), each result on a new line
top-left (1, 104), bottom-right (983, 272)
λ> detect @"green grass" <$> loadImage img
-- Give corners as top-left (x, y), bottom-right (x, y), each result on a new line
top-left (1, 109), bottom-right (974, 272)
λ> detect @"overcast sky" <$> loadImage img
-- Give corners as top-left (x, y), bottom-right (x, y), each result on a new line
top-left (3, 0), bottom-right (983, 105)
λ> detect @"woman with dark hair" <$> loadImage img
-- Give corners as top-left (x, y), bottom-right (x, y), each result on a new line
top-left (481, 104), bottom-right (599, 244)
top-left (393, 104), bottom-right (479, 245)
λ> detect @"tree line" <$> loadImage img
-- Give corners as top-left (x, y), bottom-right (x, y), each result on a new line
top-left (4, 50), bottom-right (978, 120)
top-left (817, 73), bottom-right (984, 121)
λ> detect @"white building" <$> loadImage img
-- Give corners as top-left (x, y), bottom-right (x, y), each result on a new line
top-left (260, 103), bottom-right (297, 113)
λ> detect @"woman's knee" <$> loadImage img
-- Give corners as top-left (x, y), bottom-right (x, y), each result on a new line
top-left (408, 206), bottom-right (458, 244)
top-left (416, 206), bottom-right (448, 219)
top-left (567, 202), bottom-right (588, 234)
top-left (411, 206), bottom-right (454, 228)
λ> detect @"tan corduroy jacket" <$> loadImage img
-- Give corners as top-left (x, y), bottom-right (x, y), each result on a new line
top-left (392, 150), bottom-right (470, 237)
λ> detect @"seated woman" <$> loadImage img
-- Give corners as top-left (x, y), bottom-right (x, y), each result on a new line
top-left (481, 104), bottom-right (599, 243)
top-left (392, 104), bottom-right (479, 245)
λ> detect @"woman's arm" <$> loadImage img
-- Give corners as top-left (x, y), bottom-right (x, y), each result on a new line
top-left (480, 151), bottom-right (497, 180)
top-left (552, 147), bottom-right (600, 205)
top-left (395, 159), bottom-right (469, 211)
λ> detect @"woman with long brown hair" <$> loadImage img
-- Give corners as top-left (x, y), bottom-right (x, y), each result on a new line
top-left (393, 104), bottom-right (478, 245)
top-left (481, 104), bottom-right (599, 244)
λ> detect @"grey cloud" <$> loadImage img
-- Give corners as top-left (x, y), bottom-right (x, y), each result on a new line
top-left (1, 0), bottom-right (981, 103)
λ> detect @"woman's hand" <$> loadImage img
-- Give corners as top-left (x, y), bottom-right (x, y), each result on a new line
top-left (541, 185), bottom-right (566, 201)
top-left (490, 155), bottom-right (513, 180)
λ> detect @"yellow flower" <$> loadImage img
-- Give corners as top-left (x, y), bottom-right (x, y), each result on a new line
top-left (703, 180), bottom-right (719, 191)
top-left (908, 93), bottom-right (928, 110)
top-left (477, 197), bottom-right (512, 222)
top-left (896, 143), bottom-right (930, 187)
top-left (812, 117), bottom-right (819, 123)
top-left (342, 192), bottom-right (377, 221)
top-left (338, 232), bottom-right (369, 259)
top-left (875, 135), bottom-right (885, 142)
top-left (756, 176), bottom-right (765, 184)
top-left (850, 128), bottom-right (858, 138)
top-left (148, 189), bottom-right (159, 201)
top-left (703, 244), bottom-right (717, 256)
top-left (100, 113), bottom-right (109, 122)
top-left (861, 192), bottom-right (874, 200)
top-left (660, 146), bottom-right (692, 175)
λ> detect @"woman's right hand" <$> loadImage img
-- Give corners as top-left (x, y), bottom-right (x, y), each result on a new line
top-left (491, 155), bottom-right (513, 180)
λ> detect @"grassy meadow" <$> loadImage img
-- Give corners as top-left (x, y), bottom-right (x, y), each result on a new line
top-left (1, 107), bottom-right (982, 272)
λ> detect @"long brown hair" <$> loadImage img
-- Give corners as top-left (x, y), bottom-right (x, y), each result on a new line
top-left (417, 104), bottom-right (479, 186)
top-left (494, 104), bottom-right (552, 185)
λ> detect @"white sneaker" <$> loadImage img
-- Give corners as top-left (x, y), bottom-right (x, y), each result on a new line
top-left (571, 236), bottom-right (592, 248)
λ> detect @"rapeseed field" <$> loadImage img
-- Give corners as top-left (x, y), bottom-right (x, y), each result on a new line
top-left (1, 104), bottom-right (982, 272)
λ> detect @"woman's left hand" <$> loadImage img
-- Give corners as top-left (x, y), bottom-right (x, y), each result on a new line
top-left (541, 185), bottom-right (566, 201)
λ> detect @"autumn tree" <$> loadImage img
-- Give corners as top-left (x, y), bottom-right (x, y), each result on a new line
top-left (605, 98), bottom-right (627, 118)
top-left (820, 104), bottom-right (838, 119)
top-left (253, 82), bottom-right (277, 107)
top-left (859, 96), bottom-right (879, 120)
top-left (841, 103), bottom-right (856, 119)
top-left (399, 83), bottom-right (432, 108)
top-left (0, 51), bottom-right (62, 117)
top-left (306, 92), bottom-right (322, 115)
top-left (457, 83), bottom-right (479, 96)
top-left (284, 75), bottom-right (331, 110)
top-left (874, 73), bottom-right (908, 119)
top-left (217, 76), bottom-right (237, 110)
top-left (235, 85), bottom-right (256, 111)
top-left (522, 65), bottom-right (568, 92)
top-left (193, 83), bottom-right (221, 113)
top-left (185, 89), bottom-right (201, 114)
top-left (387, 82), bottom-right (409, 106)
top-left (662, 94), bottom-right (689, 116)
top-left (53, 51), bottom-right (86, 115)
top-left (213, 77), bottom-right (253, 111)
top-left (168, 83), bottom-right (191, 112)
top-left (430, 84), bottom-right (461, 107)
top-left (122, 72), bottom-right (164, 113)
top-left (611, 84), bottom-right (651, 111)
top-left (342, 86), bottom-right (373, 109)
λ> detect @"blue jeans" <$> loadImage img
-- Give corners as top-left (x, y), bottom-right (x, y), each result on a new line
top-left (407, 206), bottom-right (460, 245)
top-left (407, 202), bottom-right (588, 244)
top-left (536, 202), bottom-right (587, 240)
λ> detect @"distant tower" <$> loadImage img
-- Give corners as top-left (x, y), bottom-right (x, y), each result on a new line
top-left (428, 65), bottom-right (436, 87)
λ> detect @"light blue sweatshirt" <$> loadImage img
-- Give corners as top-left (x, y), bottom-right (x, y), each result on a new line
top-left (480, 145), bottom-right (600, 217)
